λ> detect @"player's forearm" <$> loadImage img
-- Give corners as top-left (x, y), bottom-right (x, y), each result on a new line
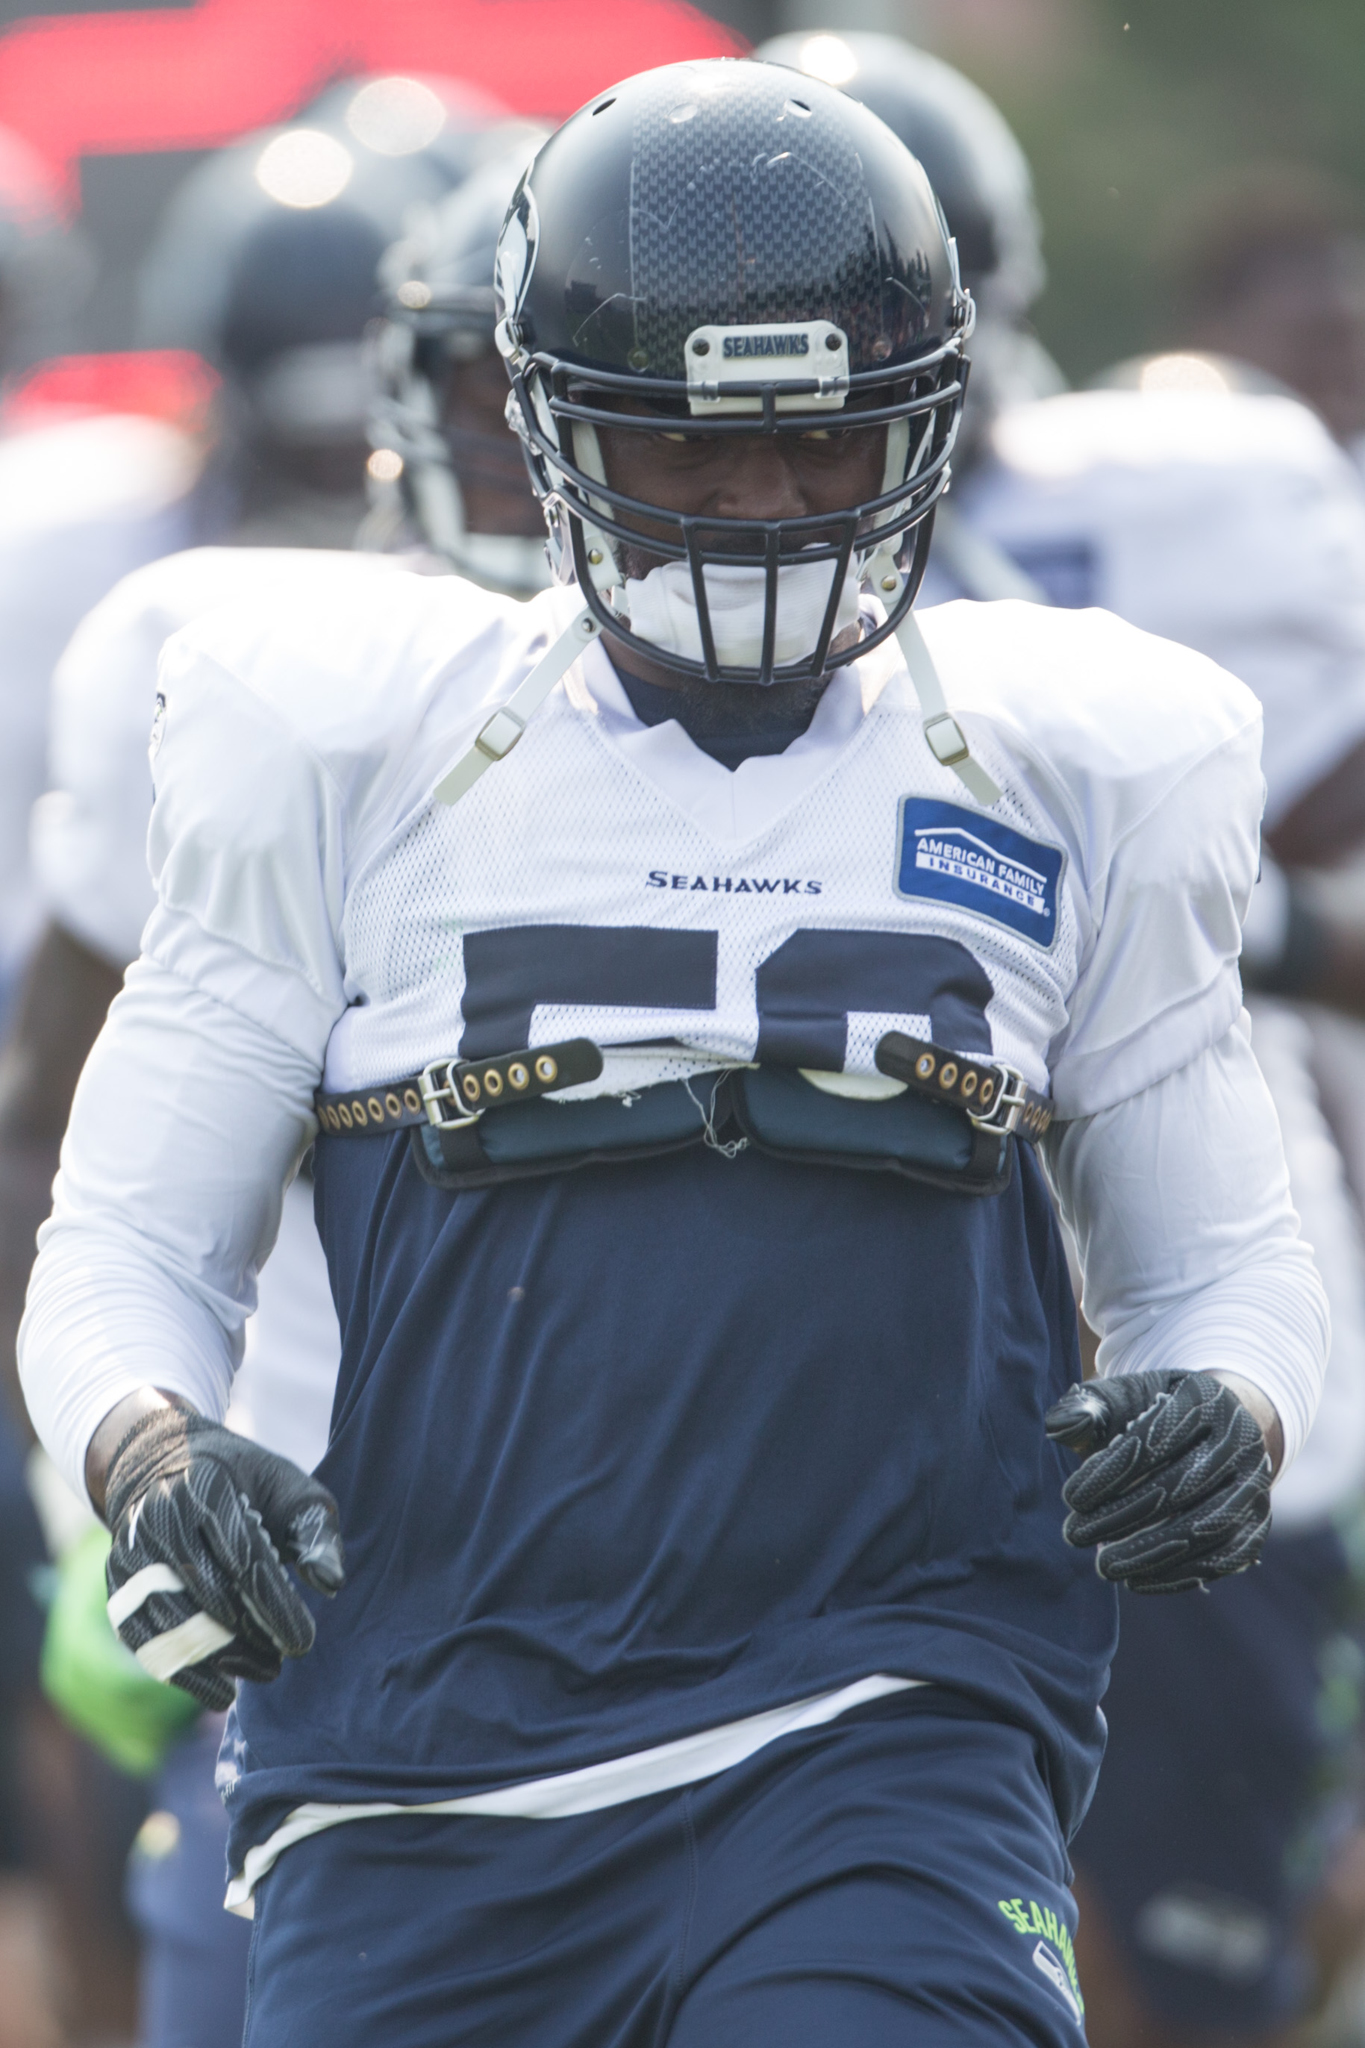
top-left (19, 1221), bottom-right (237, 1504)
top-left (1047, 1025), bottom-right (1329, 1473)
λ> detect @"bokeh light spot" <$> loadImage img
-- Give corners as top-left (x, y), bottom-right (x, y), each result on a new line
top-left (255, 129), bottom-right (353, 209)
top-left (796, 35), bottom-right (858, 86)
top-left (1138, 354), bottom-right (1231, 395)
top-left (345, 77), bottom-right (447, 156)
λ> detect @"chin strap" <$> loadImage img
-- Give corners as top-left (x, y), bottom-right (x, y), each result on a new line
top-left (867, 543), bottom-right (1001, 810)
top-left (435, 607), bottom-right (602, 806)
top-left (895, 608), bottom-right (1001, 809)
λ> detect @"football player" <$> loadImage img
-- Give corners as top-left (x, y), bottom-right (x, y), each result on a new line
top-left (19, 63), bottom-right (1327, 2046)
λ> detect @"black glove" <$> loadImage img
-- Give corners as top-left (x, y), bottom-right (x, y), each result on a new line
top-left (104, 1408), bottom-right (345, 1710)
top-left (1044, 1370), bottom-right (1272, 1594)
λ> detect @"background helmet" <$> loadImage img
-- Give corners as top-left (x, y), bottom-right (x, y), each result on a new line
top-left (757, 32), bottom-right (1042, 321)
top-left (306, 72), bottom-right (509, 191)
top-left (497, 58), bottom-right (972, 686)
top-left (136, 102), bottom-right (496, 471)
top-left (368, 123), bottom-right (549, 589)
top-left (756, 32), bottom-right (1058, 436)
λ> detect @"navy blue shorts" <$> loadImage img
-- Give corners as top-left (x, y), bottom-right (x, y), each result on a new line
top-left (244, 1695), bottom-right (1087, 2047)
top-left (1073, 1525), bottom-right (1361, 2033)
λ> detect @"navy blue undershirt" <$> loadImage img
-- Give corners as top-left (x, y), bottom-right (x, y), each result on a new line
top-left (615, 667), bottom-right (820, 768)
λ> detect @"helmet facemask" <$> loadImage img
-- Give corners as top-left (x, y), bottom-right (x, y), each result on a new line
top-left (494, 61), bottom-right (974, 687)
top-left (505, 334), bottom-right (968, 685)
top-left (365, 136), bottom-right (553, 594)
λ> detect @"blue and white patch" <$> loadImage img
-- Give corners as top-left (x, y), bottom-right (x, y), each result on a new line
top-left (895, 799), bottom-right (1063, 947)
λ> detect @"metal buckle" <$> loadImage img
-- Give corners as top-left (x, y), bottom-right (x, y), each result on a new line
top-left (419, 1058), bottom-right (482, 1131)
top-left (968, 1062), bottom-right (1049, 1140)
top-left (474, 707), bottom-right (526, 763)
top-left (923, 713), bottom-right (970, 768)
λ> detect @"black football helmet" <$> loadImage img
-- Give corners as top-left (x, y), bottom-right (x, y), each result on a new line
top-left (496, 59), bottom-right (972, 687)
top-left (367, 124), bottom-right (549, 589)
top-left (756, 33), bottom-right (1058, 443)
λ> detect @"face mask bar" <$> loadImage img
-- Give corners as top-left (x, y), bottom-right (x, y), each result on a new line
top-left (505, 340), bottom-right (967, 686)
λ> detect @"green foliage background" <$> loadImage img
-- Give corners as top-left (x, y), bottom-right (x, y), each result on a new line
top-left (926, 0), bottom-right (1365, 383)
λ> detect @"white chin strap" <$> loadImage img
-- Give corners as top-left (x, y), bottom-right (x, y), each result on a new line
top-left (619, 556), bottom-right (862, 678)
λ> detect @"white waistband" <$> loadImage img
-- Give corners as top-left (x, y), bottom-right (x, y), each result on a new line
top-left (224, 1671), bottom-right (923, 1917)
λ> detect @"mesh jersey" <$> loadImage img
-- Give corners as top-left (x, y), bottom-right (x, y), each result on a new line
top-left (152, 579), bottom-right (1261, 1123)
top-left (142, 572), bottom-right (1262, 1866)
top-left (958, 387), bottom-right (1365, 826)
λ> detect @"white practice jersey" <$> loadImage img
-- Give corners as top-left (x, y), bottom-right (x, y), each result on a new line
top-left (34, 545), bottom-right (411, 1471)
top-left (959, 388), bottom-right (1365, 826)
top-left (958, 383), bottom-right (1365, 1522)
top-left (20, 569), bottom-right (1329, 1888)
top-left (0, 411), bottom-right (201, 1005)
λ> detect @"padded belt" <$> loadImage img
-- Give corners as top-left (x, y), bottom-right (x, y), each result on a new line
top-left (315, 1038), bottom-right (604, 1136)
top-left (315, 1031), bottom-right (1051, 1198)
top-left (874, 1031), bottom-right (1052, 1141)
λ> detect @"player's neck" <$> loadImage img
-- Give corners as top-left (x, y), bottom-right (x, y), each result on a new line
top-left (603, 637), bottom-right (830, 742)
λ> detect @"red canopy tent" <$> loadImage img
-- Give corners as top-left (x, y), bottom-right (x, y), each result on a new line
top-left (0, 0), bottom-right (743, 202)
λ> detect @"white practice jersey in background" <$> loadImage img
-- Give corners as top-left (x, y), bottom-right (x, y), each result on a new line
top-left (0, 411), bottom-right (202, 1013)
top-left (960, 387), bottom-right (1365, 826)
top-left (34, 545), bottom-right (412, 1470)
top-left (956, 381), bottom-right (1365, 1524)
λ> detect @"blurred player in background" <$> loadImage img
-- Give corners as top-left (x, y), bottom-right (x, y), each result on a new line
top-left (2, 85), bottom-right (499, 1430)
top-left (0, 117), bottom-right (197, 2048)
top-left (769, 33), bottom-right (1365, 2044)
top-left (361, 137), bottom-right (551, 593)
top-left (1163, 165), bottom-right (1365, 463)
top-left (964, 297), bottom-right (1365, 2048)
top-left (14, 126), bottom-right (547, 2048)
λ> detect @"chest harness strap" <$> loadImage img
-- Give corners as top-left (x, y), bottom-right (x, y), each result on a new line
top-left (431, 597), bottom-right (1001, 813)
top-left (316, 1030), bottom-right (1051, 1199)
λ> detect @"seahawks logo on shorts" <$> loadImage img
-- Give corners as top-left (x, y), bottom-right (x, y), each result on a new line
top-left (1031, 1940), bottom-right (1083, 2025)
top-left (895, 799), bottom-right (1064, 947)
top-left (998, 1897), bottom-right (1084, 2024)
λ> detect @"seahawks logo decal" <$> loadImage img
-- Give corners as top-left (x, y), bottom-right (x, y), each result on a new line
top-left (495, 178), bottom-right (539, 323)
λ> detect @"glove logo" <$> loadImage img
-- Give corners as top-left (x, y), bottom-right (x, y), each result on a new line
top-left (895, 799), bottom-right (1064, 946)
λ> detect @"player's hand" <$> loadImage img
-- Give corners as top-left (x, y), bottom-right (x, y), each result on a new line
top-left (102, 1407), bottom-right (345, 1710)
top-left (1044, 1370), bottom-right (1272, 1594)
